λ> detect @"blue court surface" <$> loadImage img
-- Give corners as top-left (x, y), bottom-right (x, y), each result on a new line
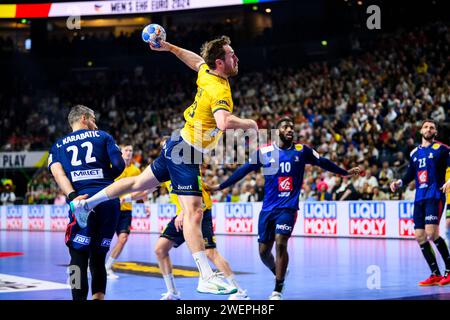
top-left (1, 231), bottom-right (449, 300)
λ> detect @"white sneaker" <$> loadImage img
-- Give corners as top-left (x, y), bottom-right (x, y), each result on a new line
top-left (197, 272), bottom-right (238, 295)
top-left (106, 269), bottom-right (119, 280)
top-left (228, 289), bottom-right (250, 300)
top-left (269, 291), bottom-right (283, 300)
top-left (69, 199), bottom-right (91, 228)
top-left (160, 291), bottom-right (181, 300)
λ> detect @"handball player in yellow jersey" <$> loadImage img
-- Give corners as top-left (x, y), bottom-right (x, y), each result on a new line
top-left (70, 35), bottom-right (258, 294)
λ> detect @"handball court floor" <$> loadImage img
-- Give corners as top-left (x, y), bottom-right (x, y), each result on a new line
top-left (1, 231), bottom-right (450, 300)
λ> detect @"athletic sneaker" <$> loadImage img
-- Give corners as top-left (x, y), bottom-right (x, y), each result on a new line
top-left (439, 271), bottom-right (450, 286)
top-left (106, 269), bottom-right (119, 280)
top-left (418, 274), bottom-right (443, 286)
top-left (160, 291), bottom-right (181, 300)
top-left (268, 291), bottom-right (283, 300)
top-left (197, 272), bottom-right (237, 295)
top-left (69, 199), bottom-right (91, 228)
top-left (228, 289), bottom-right (250, 300)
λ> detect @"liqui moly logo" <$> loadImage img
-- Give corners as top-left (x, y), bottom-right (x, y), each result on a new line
top-left (27, 206), bottom-right (45, 231)
top-left (398, 202), bottom-right (415, 237)
top-left (158, 204), bottom-right (177, 232)
top-left (224, 204), bottom-right (253, 233)
top-left (6, 206), bottom-right (23, 230)
top-left (349, 202), bottom-right (386, 236)
top-left (51, 205), bottom-right (69, 231)
top-left (304, 203), bottom-right (337, 235)
top-left (131, 204), bottom-right (150, 232)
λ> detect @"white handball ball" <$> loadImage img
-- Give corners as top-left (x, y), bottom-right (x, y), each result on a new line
top-left (142, 23), bottom-right (166, 48)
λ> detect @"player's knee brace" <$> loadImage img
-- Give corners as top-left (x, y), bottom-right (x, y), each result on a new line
top-left (89, 250), bottom-right (107, 295)
top-left (69, 247), bottom-right (89, 300)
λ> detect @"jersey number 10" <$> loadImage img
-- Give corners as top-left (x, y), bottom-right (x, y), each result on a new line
top-left (280, 162), bottom-right (291, 173)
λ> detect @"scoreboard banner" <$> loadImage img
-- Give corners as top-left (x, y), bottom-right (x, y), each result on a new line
top-left (0, 201), bottom-right (446, 239)
top-left (0, 0), bottom-right (279, 18)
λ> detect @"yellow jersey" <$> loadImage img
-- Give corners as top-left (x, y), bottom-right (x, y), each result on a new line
top-left (115, 163), bottom-right (141, 211)
top-left (180, 63), bottom-right (233, 152)
top-left (163, 180), bottom-right (212, 215)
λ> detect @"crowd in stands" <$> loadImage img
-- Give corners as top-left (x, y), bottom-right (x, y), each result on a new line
top-left (1, 21), bottom-right (449, 204)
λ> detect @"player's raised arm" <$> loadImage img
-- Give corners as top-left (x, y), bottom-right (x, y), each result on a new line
top-left (207, 152), bottom-right (263, 192)
top-left (303, 145), bottom-right (360, 176)
top-left (150, 40), bottom-right (205, 72)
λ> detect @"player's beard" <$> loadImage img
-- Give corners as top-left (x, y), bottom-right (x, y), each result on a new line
top-left (225, 63), bottom-right (238, 77)
top-left (280, 134), bottom-right (293, 147)
top-left (423, 132), bottom-right (436, 142)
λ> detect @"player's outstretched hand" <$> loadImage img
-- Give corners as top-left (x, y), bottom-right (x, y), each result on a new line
top-left (440, 180), bottom-right (450, 193)
top-left (204, 183), bottom-right (220, 193)
top-left (347, 167), bottom-right (363, 176)
top-left (149, 40), bottom-right (171, 52)
top-left (390, 180), bottom-right (402, 193)
top-left (74, 194), bottom-right (88, 201)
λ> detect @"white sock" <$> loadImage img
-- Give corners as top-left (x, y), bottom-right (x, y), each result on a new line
top-left (226, 274), bottom-right (243, 291)
top-left (86, 189), bottom-right (110, 209)
top-left (105, 256), bottom-right (115, 270)
top-left (192, 251), bottom-right (213, 280)
top-left (163, 273), bottom-right (178, 294)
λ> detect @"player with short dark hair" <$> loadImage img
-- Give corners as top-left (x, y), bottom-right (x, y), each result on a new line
top-left (206, 117), bottom-right (361, 299)
top-left (48, 105), bottom-right (125, 300)
top-left (391, 119), bottom-right (450, 286)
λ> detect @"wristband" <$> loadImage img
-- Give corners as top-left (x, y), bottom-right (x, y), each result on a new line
top-left (67, 191), bottom-right (78, 201)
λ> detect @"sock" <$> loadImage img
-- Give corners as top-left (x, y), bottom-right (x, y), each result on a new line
top-left (226, 274), bottom-right (243, 291)
top-left (192, 251), bottom-right (213, 280)
top-left (163, 273), bottom-right (178, 294)
top-left (270, 267), bottom-right (276, 276)
top-left (434, 237), bottom-right (450, 271)
top-left (86, 189), bottom-right (110, 210)
top-left (274, 278), bottom-right (285, 293)
top-left (105, 256), bottom-right (115, 270)
top-left (420, 241), bottom-right (441, 276)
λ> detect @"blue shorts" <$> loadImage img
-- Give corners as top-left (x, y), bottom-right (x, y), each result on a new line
top-left (151, 135), bottom-right (202, 196)
top-left (258, 208), bottom-right (298, 243)
top-left (65, 199), bottom-right (120, 253)
top-left (160, 209), bottom-right (216, 249)
top-left (116, 210), bottom-right (132, 235)
top-left (413, 198), bottom-right (445, 229)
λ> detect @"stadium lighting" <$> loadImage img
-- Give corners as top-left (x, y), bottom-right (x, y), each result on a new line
top-left (265, 8), bottom-right (271, 13)
top-left (357, 1), bottom-right (363, 5)
top-left (252, 5), bottom-right (258, 11)
top-left (21, 18), bottom-right (27, 23)
top-left (321, 40), bottom-right (328, 46)
top-left (87, 61), bottom-right (93, 67)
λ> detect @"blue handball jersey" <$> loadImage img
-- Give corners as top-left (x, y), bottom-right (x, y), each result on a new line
top-left (220, 143), bottom-right (349, 212)
top-left (47, 129), bottom-right (124, 197)
top-left (402, 142), bottom-right (450, 202)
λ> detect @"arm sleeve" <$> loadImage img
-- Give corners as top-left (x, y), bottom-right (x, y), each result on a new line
top-left (401, 157), bottom-right (415, 186)
top-left (105, 133), bottom-right (125, 178)
top-left (47, 143), bottom-right (60, 171)
top-left (211, 93), bottom-right (233, 114)
top-left (219, 151), bottom-right (263, 190)
top-left (304, 145), bottom-right (349, 176)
